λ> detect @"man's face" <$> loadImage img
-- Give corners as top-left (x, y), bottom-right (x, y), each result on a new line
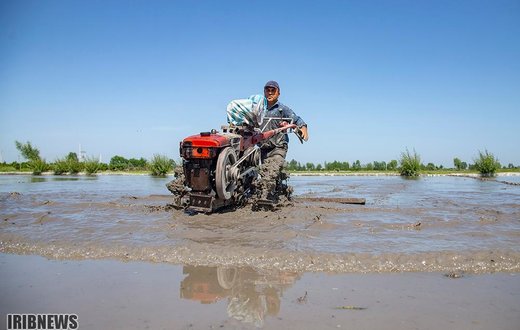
top-left (264, 86), bottom-right (280, 104)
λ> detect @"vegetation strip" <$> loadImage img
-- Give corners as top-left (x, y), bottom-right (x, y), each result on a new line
top-left (3, 141), bottom-right (519, 178)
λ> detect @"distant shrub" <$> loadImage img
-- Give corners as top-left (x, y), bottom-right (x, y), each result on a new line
top-left (66, 152), bottom-right (82, 174)
top-left (67, 159), bottom-right (83, 174)
top-left (474, 150), bottom-right (500, 177)
top-left (0, 163), bottom-right (17, 172)
top-left (373, 161), bottom-right (387, 171)
top-left (128, 157), bottom-right (148, 170)
top-left (109, 155), bottom-right (129, 171)
top-left (84, 156), bottom-right (101, 175)
top-left (53, 156), bottom-right (83, 174)
top-left (53, 158), bottom-right (69, 175)
top-left (149, 154), bottom-right (173, 176)
top-left (31, 159), bottom-right (48, 175)
top-left (425, 163), bottom-right (436, 171)
top-left (399, 148), bottom-right (421, 177)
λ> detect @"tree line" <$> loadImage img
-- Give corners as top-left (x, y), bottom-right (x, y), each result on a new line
top-left (4, 140), bottom-right (518, 177)
top-left (286, 158), bottom-right (518, 172)
top-left (4, 141), bottom-right (175, 176)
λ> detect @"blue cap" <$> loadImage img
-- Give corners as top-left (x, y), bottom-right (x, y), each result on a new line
top-left (264, 80), bottom-right (280, 90)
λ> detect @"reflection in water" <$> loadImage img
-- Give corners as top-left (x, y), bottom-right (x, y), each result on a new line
top-left (51, 177), bottom-right (81, 181)
top-left (29, 176), bottom-right (97, 183)
top-left (180, 266), bottom-right (300, 327)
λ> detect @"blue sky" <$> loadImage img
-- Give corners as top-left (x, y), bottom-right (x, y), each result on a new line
top-left (1, 0), bottom-right (519, 167)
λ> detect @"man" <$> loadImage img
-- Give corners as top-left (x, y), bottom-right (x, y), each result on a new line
top-left (259, 80), bottom-right (308, 162)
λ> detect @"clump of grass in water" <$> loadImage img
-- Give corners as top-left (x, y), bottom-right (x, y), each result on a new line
top-left (84, 156), bottom-right (101, 175)
top-left (53, 157), bottom-right (83, 174)
top-left (399, 148), bottom-right (421, 177)
top-left (67, 158), bottom-right (83, 174)
top-left (30, 159), bottom-right (48, 175)
top-left (53, 158), bottom-right (69, 175)
top-left (149, 154), bottom-right (173, 176)
top-left (474, 150), bottom-right (500, 177)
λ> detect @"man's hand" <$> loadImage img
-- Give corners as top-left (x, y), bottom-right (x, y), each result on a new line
top-left (299, 126), bottom-right (309, 141)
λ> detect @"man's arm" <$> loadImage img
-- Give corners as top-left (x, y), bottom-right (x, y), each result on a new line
top-left (283, 105), bottom-right (308, 141)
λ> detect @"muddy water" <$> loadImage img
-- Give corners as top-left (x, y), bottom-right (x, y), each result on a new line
top-left (3, 254), bottom-right (519, 330)
top-left (1, 174), bottom-right (519, 273)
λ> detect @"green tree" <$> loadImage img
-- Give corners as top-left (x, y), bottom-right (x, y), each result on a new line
top-left (305, 162), bottom-right (315, 171)
top-left (15, 141), bottom-right (40, 161)
top-left (109, 155), bottom-right (129, 171)
top-left (325, 160), bottom-right (342, 171)
top-left (373, 161), bottom-right (387, 171)
top-left (67, 152), bottom-right (79, 162)
top-left (387, 160), bottom-right (398, 171)
top-left (287, 159), bottom-right (298, 171)
top-left (453, 157), bottom-right (462, 170)
top-left (425, 162), bottom-right (436, 171)
top-left (128, 157), bottom-right (148, 170)
top-left (15, 141), bottom-right (47, 175)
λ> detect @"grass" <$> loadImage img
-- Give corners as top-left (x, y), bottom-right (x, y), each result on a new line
top-left (149, 154), bottom-right (173, 176)
top-left (0, 164), bottom-right (19, 172)
top-left (84, 156), bottom-right (101, 175)
top-left (53, 158), bottom-right (69, 175)
top-left (30, 159), bottom-right (49, 175)
top-left (52, 158), bottom-right (83, 174)
top-left (474, 150), bottom-right (500, 177)
top-left (399, 148), bottom-right (421, 177)
top-left (67, 159), bottom-right (83, 174)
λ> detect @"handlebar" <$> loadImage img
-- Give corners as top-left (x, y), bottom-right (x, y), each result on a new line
top-left (262, 117), bottom-right (305, 144)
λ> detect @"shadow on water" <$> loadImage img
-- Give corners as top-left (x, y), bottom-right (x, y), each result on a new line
top-left (180, 265), bottom-right (301, 328)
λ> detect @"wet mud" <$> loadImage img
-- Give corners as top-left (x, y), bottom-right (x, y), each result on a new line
top-left (252, 157), bottom-right (293, 207)
top-left (1, 175), bottom-right (520, 274)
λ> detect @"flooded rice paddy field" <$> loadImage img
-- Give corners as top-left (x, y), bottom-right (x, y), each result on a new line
top-left (1, 174), bottom-right (519, 274)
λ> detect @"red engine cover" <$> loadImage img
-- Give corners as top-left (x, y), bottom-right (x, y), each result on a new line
top-left (182, 133), bottom-right (230, 147)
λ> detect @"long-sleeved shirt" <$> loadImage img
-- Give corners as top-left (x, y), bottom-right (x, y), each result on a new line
top-left (259, 101), bottom-right (306, 149)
